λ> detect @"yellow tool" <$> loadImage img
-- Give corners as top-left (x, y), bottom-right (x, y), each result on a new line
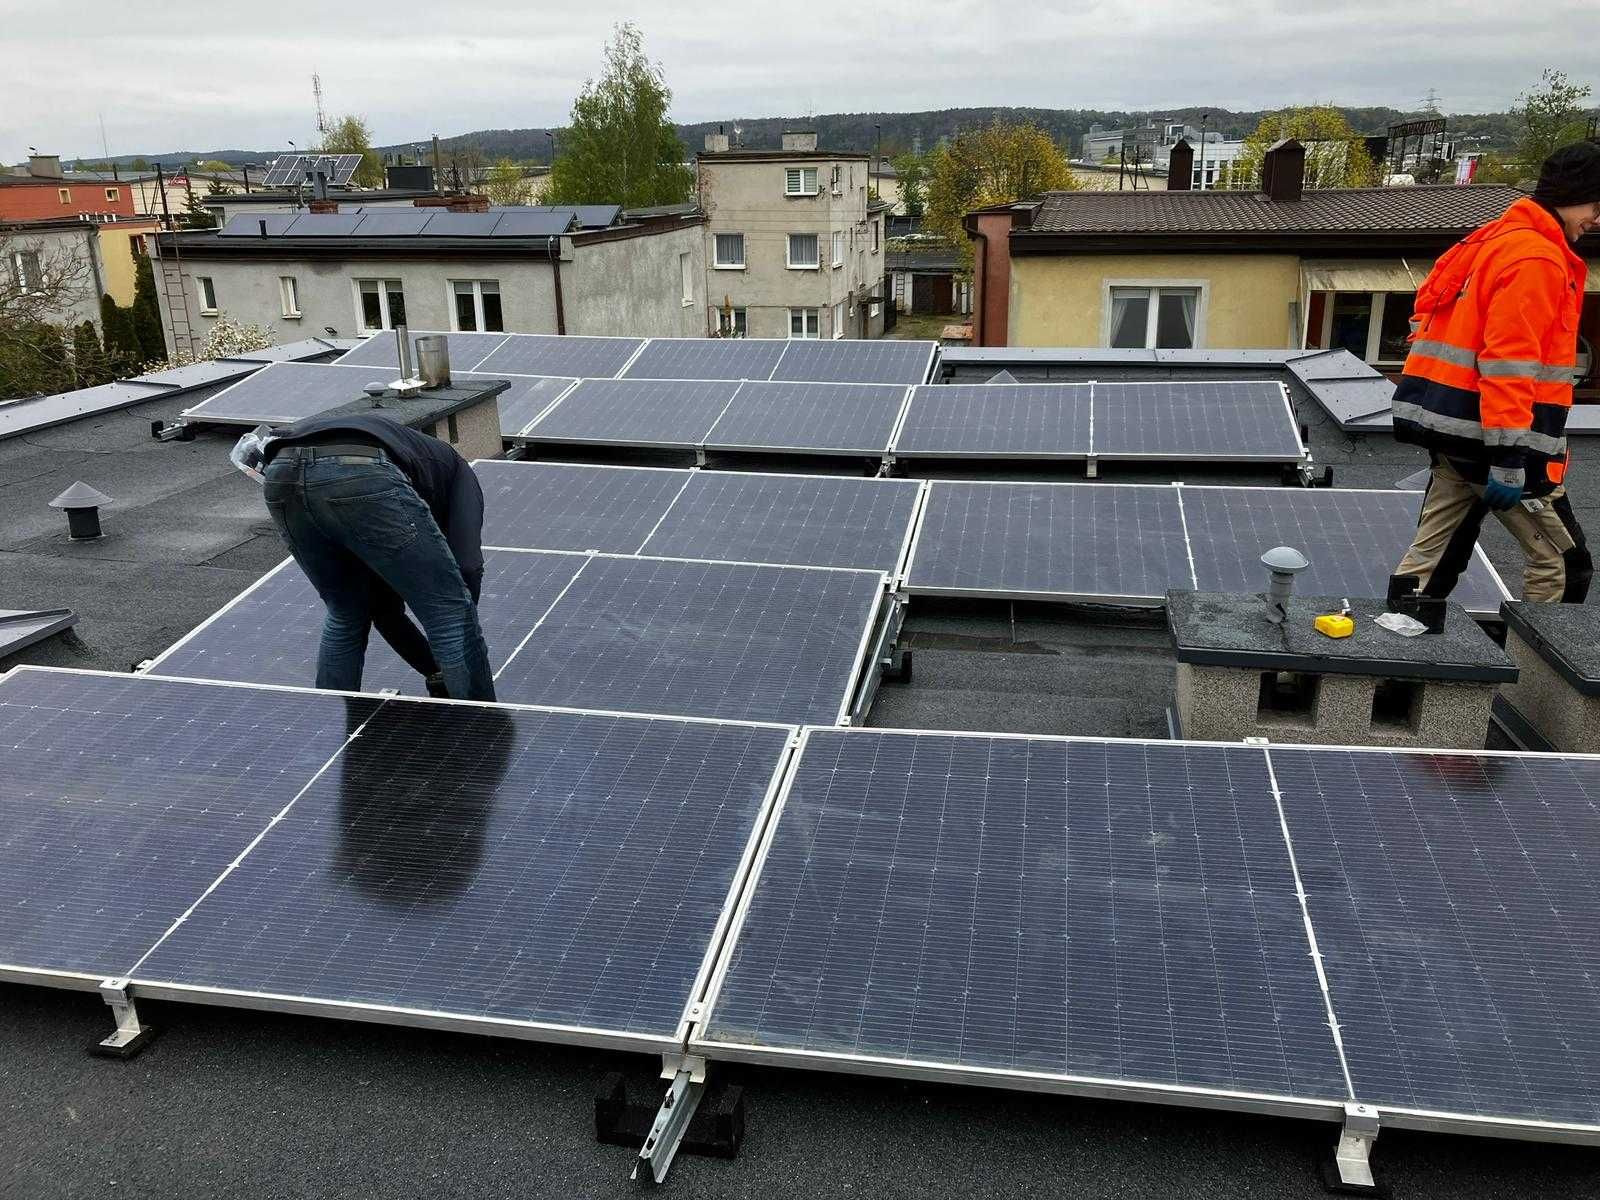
top-left (1315, 598), bottom-right (1354, 639)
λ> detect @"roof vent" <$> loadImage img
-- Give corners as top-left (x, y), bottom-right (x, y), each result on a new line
top-left (704, 132), bottom-right (730, 153)
top-left (49, 481), bottom-right (112, 540)
top-left (1261, 546), bottom-right (1308, 624)
top-left (27, 154), bottom-right (64, 179)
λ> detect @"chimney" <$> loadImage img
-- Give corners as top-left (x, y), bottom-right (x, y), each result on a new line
top-left (1166, 138), bottom-right (1194, 191)
top-left (704, 131), bottom-right (730, 153)
top-left (781, 131), bottom-right (818, 152)
top-left (28, 154), bottom-right (64, 179)
top-left (446, 194), bottom-right (489, 212)
top-left (308, 198), bottom-right (339, 214)
top-left (1262, 138), bottom-right (1306, 203)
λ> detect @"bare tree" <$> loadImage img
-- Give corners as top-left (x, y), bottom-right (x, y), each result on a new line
top-left (0, 226), bottom-right (101, 398)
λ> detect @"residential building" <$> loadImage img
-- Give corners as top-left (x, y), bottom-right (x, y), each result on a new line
top-left (1081, 122), bottom-right (1245, 189)
top-left (124, 171), bottom-right (247, 222)
top-left (887, 239), bottom-right (970, 316)
top-left (965, 140), bottom-right (1600, 394)
top-left (149, 202), bottom-right (706, 357)
top-left (696, 131), bottom-right (890, 339)
top-left (199, 187), bottom-right (452, 229)
top-left (1, 216), bottom-right (106, 330)
top-left (869, 158), bottom-right (905, 215)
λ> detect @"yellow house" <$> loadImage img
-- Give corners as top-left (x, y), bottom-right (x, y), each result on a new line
top-left (96, 218), bottom-right (161, 306)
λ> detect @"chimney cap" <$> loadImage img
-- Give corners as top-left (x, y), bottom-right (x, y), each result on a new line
top-left (1260, 546), bottom-right (1308, 573)
top-left (49, 481), bottom-right (112, 510)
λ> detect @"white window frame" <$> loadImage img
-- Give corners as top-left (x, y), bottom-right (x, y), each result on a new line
top-left (57, 188), bottom-right (70, 204)
top-left (197, 275), bottom-right (218, 314)
top-left (786, 233), bottom-right (820, 270)
top-left (788, 307), bottom-right (819, 339)
top-left (715, 306), bottom-right (747, 338)
top-left (784, 166), bottom-right (818, 196)
top-left (831, 230), bottom-right (845, 268)
top-left (713, 232), bottom-right (745, 269)
top-left (871, 220), bottom-right (880, 254)
top-left (679, 251), bottom-right (694, 306)
top-left (278, 275), bottom-right (300, 318)
top-left (830, 164), bottom-right (842, 196)
top-left (10, 251), bottom-right (43, 294)
top-left (105, 187), bottom-right (120, 202)
top-left (1099, 278), bottom-right (1209, 349)
top-left (448, 279), bottom-right (502, 333)
top-left (832, 301), bottom-right (845, 339)
top-left (354, 278), bottom-right (406, 332)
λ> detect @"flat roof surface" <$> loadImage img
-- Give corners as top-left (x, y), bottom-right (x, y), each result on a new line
top-left (2, 379), bottom-right (1595, 1198)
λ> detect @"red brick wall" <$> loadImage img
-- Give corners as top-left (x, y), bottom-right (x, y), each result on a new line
top-left (0, 180), bottom-right (138, 221)
top-left (970, 211), bottom-right (1014, 346)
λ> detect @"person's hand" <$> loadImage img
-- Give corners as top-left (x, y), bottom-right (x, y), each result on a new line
top-left (1483, 468), bottom-right (1524, 511)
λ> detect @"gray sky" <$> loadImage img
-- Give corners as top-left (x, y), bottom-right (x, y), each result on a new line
top-left (4, 0), bottom-right (1595, 162)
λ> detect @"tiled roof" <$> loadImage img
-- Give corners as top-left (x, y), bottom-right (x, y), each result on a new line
top-left (1023, 184), bottom-right (1526, 235)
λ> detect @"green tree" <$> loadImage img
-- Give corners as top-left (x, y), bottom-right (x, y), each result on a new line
top-left (1512, 69), bottom-right (1594, 174)
top-left (129, 157), bottom-right (150, 172)
top-left (183, 187), bottom-right (217, 229)
top-left (892, 151), bottom-right (928, 218)
top-left (925, 122), bottom-right (1075, 267)
top-left (130, 258), bottom-right (165, 361)
top-left (196, 159), bottom-right (234, 174)
top-left (485, 158), bottom-right (530, 205)
top-left (1230, 106), bottom-right (1380, 190)
top-left (320, 115), bottom-right (384, 188)
top-left (545, 23), bottom-right (694, 208)
top-left (70, 320), bottom-right (119, 387)
top-left (99, 293), bottom-right (140, 366)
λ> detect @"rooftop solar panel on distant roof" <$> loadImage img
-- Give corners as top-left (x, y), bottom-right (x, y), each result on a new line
top-left (350, 209), bottom-right (433, 237)
top-left (489, 210), bottom-right (575, 237)
top-left (420, 211), bottom-right (504, 237)
top-left (219, 213), bottom-right (297, 237)
top-left (282, 213), bottom-right (365, 237)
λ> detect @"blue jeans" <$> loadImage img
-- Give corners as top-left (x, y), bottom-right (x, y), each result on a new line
top-left (263, 450), bottom-right (496, 701)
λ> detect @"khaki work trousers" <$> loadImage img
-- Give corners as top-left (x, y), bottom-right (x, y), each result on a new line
top-left (1396, 458), bottom-right (1592, 603)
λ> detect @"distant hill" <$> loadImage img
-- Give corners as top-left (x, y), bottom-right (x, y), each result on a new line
top-left (61, 105), bottom-right (1523, 171)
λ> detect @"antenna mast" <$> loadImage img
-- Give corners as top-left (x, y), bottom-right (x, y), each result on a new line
top-left (313, 72), bottom-right (328, 141)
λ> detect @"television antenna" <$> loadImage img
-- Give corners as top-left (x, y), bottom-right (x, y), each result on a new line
top-left (313, 72), bottom-right (328, 139)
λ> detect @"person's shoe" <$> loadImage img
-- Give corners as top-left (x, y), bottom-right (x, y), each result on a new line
top-left (424, 672), bottom-right (450, 699)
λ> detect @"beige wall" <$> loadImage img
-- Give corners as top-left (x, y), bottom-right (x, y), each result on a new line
top-left (97, 222), bottom-right (158, 305)
top-left (1008, 253), bottom-right (1302, 348)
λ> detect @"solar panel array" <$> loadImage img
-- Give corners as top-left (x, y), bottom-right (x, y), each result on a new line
top-left (259, 153), bottom-right (363, 187)
top-left (180, 362), bottom-right (387, 425)
top-left (619, 338), bottom-right (935, 386)
top-left (523, 378), bottom-right (740, 448)
top-left (217, 208), bottom-right (579, 239)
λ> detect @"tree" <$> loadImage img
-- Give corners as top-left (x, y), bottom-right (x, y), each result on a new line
top-left (892, 151), bottom-right (928, 219)
top-left (99, 294), bottom-right (140, 366)
top-left (320, 115), bottom-right (384, 188)
top-left (129, 157), bottom-right (150, 172)
top-left (1512, 69), bottom-right (1593, 175)
top-left (545, 23), bottom-right (694, 208)
top-left (160, 313), bottom-right (275, 368)
top-left (485, 158), bottom-right (530, 205)
top-left (183, 187), bottom-right (217, 229)
top-left (196, 159), bottom-right (234, 174)
top-left (1229, 106), bottom-right (1380, 190)
top-left (925, 121), bottom-right (1075, 267)
top-left (130, 257), bottom-right (165, 361)
top-left (0, 227), bottom-right (100, 398)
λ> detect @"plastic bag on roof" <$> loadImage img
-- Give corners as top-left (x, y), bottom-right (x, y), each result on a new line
top-left (229, 424), bottom-right (272, 484)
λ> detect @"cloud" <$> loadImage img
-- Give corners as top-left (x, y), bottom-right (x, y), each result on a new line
top-left (3, 0), bottom-right (1594, 161)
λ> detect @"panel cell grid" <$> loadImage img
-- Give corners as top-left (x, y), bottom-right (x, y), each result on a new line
top-left (473, 334), bottom-right (645, 379)
top-left (706, 381), bottom-right (912, 455)
top-left (333, 331), bottom-right (510, 371)
top-left (906, 482), bottom-right (1193, 600)
top-left (1092, 381), bottom-right (1301, 460)
top-left (0, 670), bottom-right (378, 977)
top-left (639, 472), bottom-right (922, 572)
top-left (700, 730), bottom-right (1349, 1102)
top-left (493, 555), bottom-right (884, 726)
top-left (476, 460), bottom-right (690, 553)
top-left (180, 362), bottom-right (381, 425)
top-left (522, 378), bottom-right (741, 448)
top-left (1271, 748), bottom-right (1600, 1128)
top-left (455, 373), bottom-right (575, 437)
top-left (134, 700), bottom-right (790, 1040)
top-left (623, 339), bottom-right (789, 382)
top-left (893, 384), bottom-right (1092, 458)
top-left (771, 339), bottom-right (936, 385)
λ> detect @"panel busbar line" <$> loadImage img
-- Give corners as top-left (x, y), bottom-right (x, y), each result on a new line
top-left (693, 728), bottom-right (1351, 1111)
top-left (133, 696), bottom-right (794, 1050)
top-left (1267, 746), bottom-right (1600, 1133)
top-left (475, 460), bottom-right (692, 553)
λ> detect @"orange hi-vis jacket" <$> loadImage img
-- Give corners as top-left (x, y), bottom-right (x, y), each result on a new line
top-left (1392, 197), bottom-right (1586, 493)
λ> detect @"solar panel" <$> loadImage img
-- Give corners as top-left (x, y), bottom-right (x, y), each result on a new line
top-left (132, 698), bottom-right (791, 1047)
top-left (771, 339), bottom-right (936, 385)
top-left (223, 338), bottom-right (348, 364)
top-left (333, 331), bottom-right (510, 371)
top-left (639, 472), bottom-right (923, 573)
top-left (1299, 377), bottom-right (1397, 427)
top-left (420, 211), bottom-right (504, 238)
top-left (1, 382), bottom-right (173, 442)
top-left (1290, 350), bottom-right (1384, 381)
top-left (350, 209), bottom-right (433, 237)
top-left (521, 378), bottom-right (740, 449)
top-left (1270, 747), bottom-right (1600, 1129)
top-left (149, 550), bottom-right (587, 695)
top-left (133, 360), bottom-right (257, 389)
top-left (1179, 486), bottom-right (1508, 617)
top-left (622, 339), bottom-right (789, 382)
top-left (473, 334), bottom-right (645, 379)
top-left (281, 213), bottom-right (365, 237)
top-left (260, 153), bottom-right (362, 188)
top-left (475, 460), bottom-right (691, 553)
top-left (695, 729), bottom-right (1350, 1106)
top-left (905, 482), bottom-right (1192, 601)
top-left (179, 362), bottom-right (382, 425)
top-left (455, 373), bottom-right (575, 436)
top-left (218, 213), bottom-right (298, 237)
top-left (893, 384), bottom-right (1093, 458)
top-left (493, 555), bottom-right (885, 725)
top-left (0, 668), bottom-right (379, 979)
top-left (489, 210), bottom-right (576, 237)
top-left (571, 204), bottom-right (621, 228)
top-left (704, 381), bottom-right (912, 455)
top-left (1091, 381), bottom-right (1302, 460)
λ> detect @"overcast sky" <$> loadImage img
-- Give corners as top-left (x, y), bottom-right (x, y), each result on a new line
top-left (4, 1), bottom-right (1595, 162)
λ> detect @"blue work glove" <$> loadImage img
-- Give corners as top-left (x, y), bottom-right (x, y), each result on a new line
top-left (1483, 467), bottom-right (1524, 511)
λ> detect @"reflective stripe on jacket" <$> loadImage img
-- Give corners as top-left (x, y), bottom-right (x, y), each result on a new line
top-left (1392, 197), bottom-right (1586, 489)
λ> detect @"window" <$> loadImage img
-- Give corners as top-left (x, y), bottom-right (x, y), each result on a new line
top-left (10, 251), bottom-right (42, 294)
top-left (58, 188), bottom-right (70, 204)
top-left (786, 233), bottom-right (820, 270)
top-left (1108, 285), bottom-right (1200, 349)
top-left (784, 167), bottom-right (818, 196)
top-left (715, 306), bottom-right (747, 337)
top-left (450, 280), bottom-right (502, 332)
top-left (869, 301), bottom-right (881, 319)
top-left (831, 230), bottom-right (845, 268)
top-left (832, 301), bottom-right (845, 339)
top-left (1328, 293), bottom-right (1373, 358)
top-left (197, 276), bottom-right (218, 313)
top-left (105, 188), bottom-right (120, 202)
top-left (356, 279), bottom-right (407, 331)
top-left (871, 221), bottom-right (880, 253)
top-left (788, 307), bottom-right (819, 338)
top-left (679, 251), bottom-right (694, 306)
top-left (279, 275), bottom-right (300, 318)
top-left (713, 232), bottom-right (745, 269)
top-left (830, 164), bottom-right (842, 195)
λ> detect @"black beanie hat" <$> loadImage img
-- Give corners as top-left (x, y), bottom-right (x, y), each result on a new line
top-left (1533, 141), bottom-right (1600, 207)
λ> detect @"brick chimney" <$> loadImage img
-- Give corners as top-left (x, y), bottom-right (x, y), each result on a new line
top-left (446, 194), bottom-right (489, 212)
top-left (308, 198), bottom-right (340, 214)
top-left (704, 131), bottom-right (730, 153)
top-left (1166, 139), bottom-right (1194, 191)
top-left (27, 154), bottom-right (64, 179)
top-left (1262, 138), bottom-right (1306, 203)
top-left (781, 131), bottom-right (819, 152)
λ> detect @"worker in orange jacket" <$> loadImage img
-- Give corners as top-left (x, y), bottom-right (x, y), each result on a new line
top-left (1393, 142), bottom-right (1599, 602)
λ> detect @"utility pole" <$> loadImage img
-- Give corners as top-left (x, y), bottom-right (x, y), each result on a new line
top-left (1198, 113), bottom-right (1208, 189)
top-left (431, 134), bottom-right (443, 190)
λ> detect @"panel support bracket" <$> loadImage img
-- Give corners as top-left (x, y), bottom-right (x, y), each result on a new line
top-left (92, 978), bottom-right (158, 1058)
top-left (631, 1067), bottom-right (705, 1185)
top-left (1085, 453), bottom-right (1099, 479)
top-left (1322, 1102), bottom-right (1384, 1195)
